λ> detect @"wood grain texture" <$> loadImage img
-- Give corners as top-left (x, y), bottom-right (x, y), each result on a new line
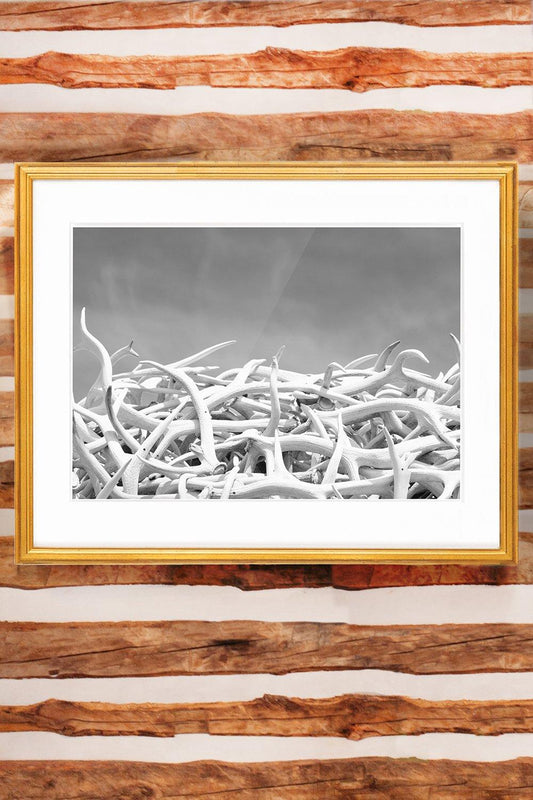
top-left (0, 238), bottom-right (13, 295)
top-left (1, 694), bottom-right (532, 738)
top-left (0, 181), bottom-right (13, 228)
top-left (1, 48), bottom-right (531, 91)
top-left (0, 758), bottom-right (531, 799)
top-left (0, 319), bottom-right (13, 377)
top-left (0, 391), bottom-right (13, 446)
top-left (1, 111), bottom-right (531, 163)
top-left (520, 237), bottom-right (533, 287)
top-left (0, 459), bottom-right (13, 508)
top-left (1, 621), bottom-right (532, 678)
top-left (520, 182), bottom-right (533, 228)
top-left (520, 384), bottom-right (533, 433)
top-left (0, 0), bottom-right (530, 31)
top-left (2, 534), bottom-right (533, 588)
top-left (520, 315), bottom-right (533, 369)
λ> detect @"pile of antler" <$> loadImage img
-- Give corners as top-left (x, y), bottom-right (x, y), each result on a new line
top-left (73, 309), bottom-right (460, 500)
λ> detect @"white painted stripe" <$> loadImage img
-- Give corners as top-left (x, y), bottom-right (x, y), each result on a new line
top-left (2, 23), bottom-right (532, 57)
top-left (0, 295), bottom-right (13, 319)
top-left (520, 289), bottom-right (533, 313)
top-left (521, 229), bottom-right (533, 238)
top-left (519, 509), bottom-right (533, 530)
top-left (2, 584), bottom-right (532, 623)
top-left (519, 370), bottom-right (533, 382)
top-left (520, 434), bottom-right (533, 448)
top-left (3, 672), bottom-right (533, 705)
top-left (0, 85), bottom-right (529, 115)
top-left (0, 378), bottom-right (14, 390)
top-left (0, 446), bottom-right (13, 460)
top-left (0, 672), bottom-right (531, 705)
top-left (0, 508), bottom-right (14, 534)
top-left (0, 228), bottom-right (13, 238)
top-left (0, 731), bottom-right (531, 762)
top-left (521, 165), bottom-right (533, 181)
top-left (0, 166), bottom-right (13, 180)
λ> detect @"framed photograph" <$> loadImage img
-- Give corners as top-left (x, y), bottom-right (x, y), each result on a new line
top-left (15, 162), bottom-right (517, 564)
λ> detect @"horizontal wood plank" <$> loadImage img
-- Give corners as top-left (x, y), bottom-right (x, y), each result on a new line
top-left (0, 0), bottom-right (530, 31)
top-left (521, 238), bottom-right (533, 287)
top-left (520, 315), bottom-right (533, 369)
top-left (1, 694), bottom-right (532, 738)
top-left (520, 182), bottom-right (533, 228)
top-left (0, 181), bottom-right (13, 228)
top-left (2, 534), bottom-right (533, 588)
top-left (0, 758), bottom-right (531, 799)
top-left (0, 238), bottom-right (13, 295)
top-left (0, 320), bottom-right (13, 377)
top-left (0, 460), bottom-right (13, 509)
top-left (1, 620), bottom-right (532, 678)
top-left (1, 111), bottom-right (531, 163)
top-left (1, 48), bottom-right (531, 91)
top-left (519, 384), bottom-right (533, 433)
top-left (0, 391), bottom-right (13, 446)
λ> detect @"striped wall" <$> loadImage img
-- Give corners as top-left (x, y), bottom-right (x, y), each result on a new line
top-left (0, 2), bottom-right (532, 796)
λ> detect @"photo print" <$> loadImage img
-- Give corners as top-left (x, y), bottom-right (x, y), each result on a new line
top-left (72, 226), bottom-right (460, 501)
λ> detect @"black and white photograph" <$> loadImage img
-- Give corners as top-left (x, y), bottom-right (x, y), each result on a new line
top-left (72, 226), bottom-right (461, 501)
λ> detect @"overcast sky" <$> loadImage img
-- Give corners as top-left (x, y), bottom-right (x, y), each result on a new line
top-left (73, 226), bottom-right (460, 399)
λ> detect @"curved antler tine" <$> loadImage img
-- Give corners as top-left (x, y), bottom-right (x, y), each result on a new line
top-left (449, 333), bottom-right (461, 364)
top-left (374, 340), bottom-right (401, 372)
top-left (173, 340), bottom-right (236, 369)
top-left (321, 362), bottom-right (346, 391)
top-left (274, 345), bottom-right (286, 363)
top-left (111, 340), bottom-right (140, 367)
top-left (383, 424), bottom-right (410, 499)
top-left (264, 355), bottom-right (281, 438)
top-left (323, 411), bottom-right (346, 485)
top-left (79, 307), bottom-right (113, 391)
top-left (345, 353), bottom-right (378, 369)
top-left (391, 348), bottom-right (430, 377)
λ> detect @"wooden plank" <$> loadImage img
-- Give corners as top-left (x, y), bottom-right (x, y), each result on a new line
top-left (0, 181), bottom-right (13, 228)
top-left (521, 238), bottom-right (533, 287)
top-left (0, 758), bottom-right (531, 799)
top-left (520, 479), bottom-right (533, 507)
top-left (0, 238), bottom-right (13, 295)
top-left (520, 450), bottom-right (533, 507)
top-left (520, 383), bottom-right (533, 433)
top-left (520, 315), bottom-right (533, 369)
top-left (0, 320), bottom-right (13, 377)
top-left (0, 0), bottom-right (530, 31)
top-left (1, 620), bottom-right (532, 678)
top-left (0, 459), bottom-right (12, 509)
top-left (0, 391), bottom-right (13, 447)
top-left (2, 533), bottom-right (533, 588)
top-left (1, 694), bottom-right (532, 738)
top-left (1, 48), bottom-right (530, 91)
top-left (1, 111), bottom-right (532, 163)
top-left (520, 389), bottom-right (533, 437)
top-left (520, 182), bottom-right (533, 228)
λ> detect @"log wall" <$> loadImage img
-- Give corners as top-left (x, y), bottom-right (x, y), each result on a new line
top-left (0, 2), bottom-right (531, 796)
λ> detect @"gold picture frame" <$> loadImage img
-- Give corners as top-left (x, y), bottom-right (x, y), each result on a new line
top-left (15, 162), bottom-right (518, 564)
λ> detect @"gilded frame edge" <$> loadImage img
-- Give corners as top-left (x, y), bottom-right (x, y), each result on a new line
top-left (14, 161), bottom-right (518, 565)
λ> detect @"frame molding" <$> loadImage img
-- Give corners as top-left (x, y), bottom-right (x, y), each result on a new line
top-left (15, 162), bottom-right (518, 564)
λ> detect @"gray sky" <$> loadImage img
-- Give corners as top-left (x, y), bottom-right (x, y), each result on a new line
top-left (73, 227), bottom-right (460, 399)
